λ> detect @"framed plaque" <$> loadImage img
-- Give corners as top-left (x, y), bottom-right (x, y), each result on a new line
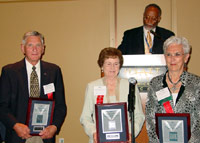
top-left (155, 113), bottom-right (191, 143)
top-left (26, 98), bottom-right (55, 135)
top-left (95, 102), bottom-right (129, 143)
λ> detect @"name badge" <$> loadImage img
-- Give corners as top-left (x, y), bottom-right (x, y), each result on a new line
top-left (94, 86), bottom-right (106, 96)
top-left (156, 87), bottom-right (174, 113)
top-left (43, 83), bottom-right (55, 95)
top-left (156, 87), bottom-right (171, 101)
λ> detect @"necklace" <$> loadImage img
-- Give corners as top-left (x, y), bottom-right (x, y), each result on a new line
top-left (168, 73), bottom-right (181, 93)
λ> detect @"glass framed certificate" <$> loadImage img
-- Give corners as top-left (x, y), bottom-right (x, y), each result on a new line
top-left (155, 113), bottom-right (191, 143)
top-left (26, 98), bottom-right (55, 135)
top-left (95, 102), bottom-right (129, 143)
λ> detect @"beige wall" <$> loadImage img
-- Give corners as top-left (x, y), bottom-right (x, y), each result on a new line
top-left (176, 0), bottom-right (200, 75)
top-left (0, 1), bottom-right (111, 143)
top-left (0, 0), bottom-right (200, 143)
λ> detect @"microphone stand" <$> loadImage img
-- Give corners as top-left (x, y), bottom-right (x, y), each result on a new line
top-left (128, 83), bottom-right (135, 143)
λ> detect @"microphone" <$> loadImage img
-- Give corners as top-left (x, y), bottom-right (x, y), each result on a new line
top-left (128, 77), bottom-right (137, 112)
top-left (150, 30), bottom-right (164, 41)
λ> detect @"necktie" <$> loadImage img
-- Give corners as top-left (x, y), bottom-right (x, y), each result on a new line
top-left (147, 31), bottom-right (152, 51)
top-left (30, 66), bottom-right (40, 98)
top-left (27, 67), bottom-right (43, 142)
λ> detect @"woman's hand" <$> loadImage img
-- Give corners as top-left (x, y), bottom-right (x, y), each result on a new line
top-left (93, 132), bottom-right (97, 143)
top-left (128, 133), bottom-right (132, 142)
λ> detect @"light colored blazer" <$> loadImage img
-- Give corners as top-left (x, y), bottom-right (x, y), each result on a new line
top-left (80, 78), bottom-right (145, 143)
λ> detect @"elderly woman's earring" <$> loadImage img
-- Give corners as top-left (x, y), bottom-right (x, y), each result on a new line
top-left (101, 68), bottom-right (104, 73)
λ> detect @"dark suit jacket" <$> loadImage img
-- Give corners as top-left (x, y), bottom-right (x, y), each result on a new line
top-left (118, 26), bottom-right (175, 54)
top-left (0, 133), bottom-right (2, 143)
top-left (0, 59), bottom-right (67, 143)
top-left (0, 121), bottom-right (5, 142)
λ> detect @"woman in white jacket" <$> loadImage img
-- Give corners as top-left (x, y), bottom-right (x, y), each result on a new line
top-left (80, 47), bottom-right (145, 143)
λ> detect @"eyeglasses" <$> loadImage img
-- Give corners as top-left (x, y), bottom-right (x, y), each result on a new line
top-left (165, 52), bottom-right (185, 58)
top-left (104, 62), bottom-right (120, 68)
top-left (144, 16), bottom-right (158, 22)
top-left (26, 43), bottom-right (43, 49)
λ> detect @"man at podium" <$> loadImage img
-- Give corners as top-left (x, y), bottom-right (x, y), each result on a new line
top-left (118, 3), bottom-right (174, 55)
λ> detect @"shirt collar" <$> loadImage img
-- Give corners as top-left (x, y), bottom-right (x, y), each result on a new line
top-left (25, 58), bottom-right (40, 73)
top-left (143, 26), bottom-right (156, 37)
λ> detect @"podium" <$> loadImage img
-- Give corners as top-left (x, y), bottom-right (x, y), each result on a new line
top-left (118, 54), bottom-right (166, 143)
top-left (119, 54), bottom-right (166, 93)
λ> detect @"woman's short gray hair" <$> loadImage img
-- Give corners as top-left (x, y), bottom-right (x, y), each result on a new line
top-left (22, 31), bottom-right (45, 45)
top-left (163, 36), bottom-right (191, 54)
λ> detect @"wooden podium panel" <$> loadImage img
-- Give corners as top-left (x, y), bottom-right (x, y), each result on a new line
top-left (119, 55), bottom-right (166, 143)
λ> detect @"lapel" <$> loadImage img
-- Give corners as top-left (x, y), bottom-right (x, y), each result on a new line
top-left (161, 73), bottom-right (176, 111)
top-left (153, 30), bottom-right (158, 45)
top-left (40, 61), bottom-right (49, 99)
top-left (17, 59), bottom-right (29, 100)
top-left (138, 27), bottom-right (145, 53)
top-left (162, 73), bottom-right (185, 111)
top-left (151, 27), bottom-right (163, 54)
top-left (153, 27), bottom-right (163, 45)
